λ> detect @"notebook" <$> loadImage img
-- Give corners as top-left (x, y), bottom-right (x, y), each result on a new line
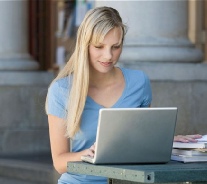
top-left (81, 107), bottom-right (178, 164)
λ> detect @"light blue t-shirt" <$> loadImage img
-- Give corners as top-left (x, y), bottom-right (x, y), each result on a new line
top-left (47, 68), bottom-right (152, 184)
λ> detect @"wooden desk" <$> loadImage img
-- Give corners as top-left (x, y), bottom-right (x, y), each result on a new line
top-left (67, 161), bottom-right (207, 184)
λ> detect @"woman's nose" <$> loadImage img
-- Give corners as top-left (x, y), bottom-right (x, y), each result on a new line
top-left (103, 48), bottom-right (112, 60)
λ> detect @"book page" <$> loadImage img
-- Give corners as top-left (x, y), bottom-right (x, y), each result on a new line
top-left (195, 148), bottom-right (207, 152)
top-left (197, 135), bottom-right (207, 142)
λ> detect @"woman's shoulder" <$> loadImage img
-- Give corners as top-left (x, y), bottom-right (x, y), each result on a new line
top-left (50, 76), bottom-right (72, 90)
top-left (46, 77), bottom-right (71, 117)
top-left (48, 76), bottom-right (72, 99)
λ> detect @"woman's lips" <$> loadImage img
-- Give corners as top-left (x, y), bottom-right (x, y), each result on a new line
top-left (100, 62), bottom-right (112, 67)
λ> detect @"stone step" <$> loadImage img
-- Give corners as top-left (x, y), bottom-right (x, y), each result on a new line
top-left (0, 158), bottom-right (59, 184)
top-left (0, 176), bottom-right (37, 184)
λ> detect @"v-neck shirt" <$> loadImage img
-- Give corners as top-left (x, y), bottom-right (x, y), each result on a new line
top-left (46, 67), bottom-right (152, 184)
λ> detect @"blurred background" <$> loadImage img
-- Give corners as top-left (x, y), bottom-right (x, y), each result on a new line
top-left (0, 0), bottom-right (206, 183)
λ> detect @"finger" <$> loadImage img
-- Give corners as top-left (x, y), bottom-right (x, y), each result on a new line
top-left (186, 134), bottom-right (202, 139)
top-left (183, 136), bottom-right (198, 142)
top-left (186, 138), bottom-right (198, 142)
top-left (90, 144), bottom-right (95, 151)
top-left (174, 137), bottom-right (187, 142)
top-left (87, 148), bottom-right (95, 157)
top-left (177, 138), bottom-right (190, 143)
top-left (174, 135), bottom-right (191, 142)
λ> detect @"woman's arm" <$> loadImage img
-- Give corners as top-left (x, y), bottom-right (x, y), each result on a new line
top-left (174, 134), bottom-right (202, 142)
top-left (48, 115), bottom-right (94, 174)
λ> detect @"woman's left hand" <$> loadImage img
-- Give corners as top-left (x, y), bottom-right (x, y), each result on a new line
top-left (174, 134), bottom-right (202, 142)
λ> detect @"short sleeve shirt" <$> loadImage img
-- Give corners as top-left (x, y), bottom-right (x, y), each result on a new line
top-left (46, 67), bottom-right (152, 184)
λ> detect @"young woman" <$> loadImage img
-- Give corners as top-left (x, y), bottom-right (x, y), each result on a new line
top-left (46, 6), bottom-right (202, 184)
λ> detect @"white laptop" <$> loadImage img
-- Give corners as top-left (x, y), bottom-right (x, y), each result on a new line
top-left (81, 107), bottom-right (178, 164)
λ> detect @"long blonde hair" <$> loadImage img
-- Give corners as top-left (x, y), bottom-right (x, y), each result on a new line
top-left (46, 6), bottom-right (127, 138)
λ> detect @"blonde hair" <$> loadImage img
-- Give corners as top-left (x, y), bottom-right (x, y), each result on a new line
top-left (46, 6), bottom-right (127, 138)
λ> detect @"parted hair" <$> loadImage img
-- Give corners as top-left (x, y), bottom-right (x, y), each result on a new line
top-left (46, 6), bottom-right (127, 138)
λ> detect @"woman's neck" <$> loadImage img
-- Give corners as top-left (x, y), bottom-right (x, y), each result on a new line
top-left (89, 67), bottom-right (118, 89)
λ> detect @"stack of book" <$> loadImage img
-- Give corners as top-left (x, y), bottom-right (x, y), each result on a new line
top-left (171, 135), bottom-right (207, 163)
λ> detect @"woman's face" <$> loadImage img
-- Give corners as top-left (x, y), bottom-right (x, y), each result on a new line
top-left (88, 27), bottom-right (123, 73)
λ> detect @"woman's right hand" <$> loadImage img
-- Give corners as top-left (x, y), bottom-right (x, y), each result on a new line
top-left (83, 142), bottom-right (96, 157)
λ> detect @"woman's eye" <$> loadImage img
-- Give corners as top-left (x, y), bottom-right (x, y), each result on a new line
top-left (113, 45), bottom-right (121, 49)
top-left (94, 45), bottom-right (103, 49)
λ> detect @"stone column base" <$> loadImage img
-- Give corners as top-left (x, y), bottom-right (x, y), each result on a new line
top-left (0, 58), bottom-right (39, 71)
top-left (120, 46), bottom-right (203, 63)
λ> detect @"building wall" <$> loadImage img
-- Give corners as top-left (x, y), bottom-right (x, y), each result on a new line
top-left (0, 72), bottom-right (54, 157)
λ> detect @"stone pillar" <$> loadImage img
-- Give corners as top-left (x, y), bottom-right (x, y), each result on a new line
top-left (0, 1), bottom-right (54, 157)
top-left (0, 1), bottom-right (39, 70)
top-left (94, 1), bottom-right (203, 63)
